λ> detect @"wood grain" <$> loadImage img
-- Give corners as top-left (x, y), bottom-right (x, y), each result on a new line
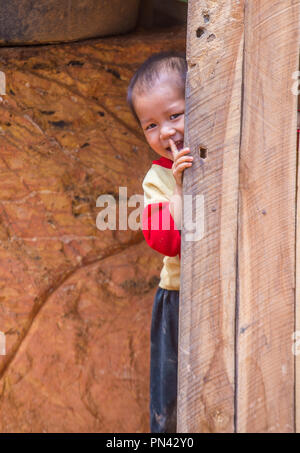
top-left (237, 0), bottom-right (300, 433)
top-left (295, 58), bottom-right (300, 433)
top-left (177, 0), bottom-right (244, 433)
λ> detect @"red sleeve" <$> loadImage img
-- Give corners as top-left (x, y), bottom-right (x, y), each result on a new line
top-left (142, 201), bottom-right (181, 258)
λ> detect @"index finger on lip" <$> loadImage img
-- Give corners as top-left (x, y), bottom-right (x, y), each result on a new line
top-left (169, 138), bottom-right (178, 158)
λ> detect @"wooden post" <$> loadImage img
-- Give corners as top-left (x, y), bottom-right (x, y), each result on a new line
top-left (237, 0), bottom-right (299, 433)
top-left (177, 0), bottom-right (244, 433)
top-left (297, 101), bottom-right (300, 434)
top-left (178, 0), bottom-right (300, 433)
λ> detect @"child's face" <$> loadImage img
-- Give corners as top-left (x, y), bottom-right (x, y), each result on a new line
top-left (133, 72), bottom-right (185, 161)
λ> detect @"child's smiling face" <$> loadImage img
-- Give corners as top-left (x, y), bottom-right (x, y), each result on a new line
top-left (133, 72), bottom-right (185, 161)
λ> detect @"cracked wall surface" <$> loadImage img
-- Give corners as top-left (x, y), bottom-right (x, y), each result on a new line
top-left (0, 26), bottom-right (186, 432)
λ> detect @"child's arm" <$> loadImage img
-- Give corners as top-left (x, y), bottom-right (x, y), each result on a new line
top-left (141, 141), bottom-right (193, 257)
top-left (142, 201), bottom-right (181, 257)
top-left (168, 139), bottom-right (193, 231)
top-left (142, 166), bottom-right (181, 258)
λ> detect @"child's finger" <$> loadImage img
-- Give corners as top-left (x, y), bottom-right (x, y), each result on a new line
top-left (175, 154), bottom-right (193, 165)
top-left (174, 162), bottom-right (193, 173)
top-left (169, 138), bottom-right (178, 159)
top-left (173, 161), bottom-right (193, 174)
top-left (176, 147), bottom-right (191, 158)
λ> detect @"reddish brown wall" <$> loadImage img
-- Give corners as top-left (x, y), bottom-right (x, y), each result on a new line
top-left (0, 27), bottom-right (185, 432)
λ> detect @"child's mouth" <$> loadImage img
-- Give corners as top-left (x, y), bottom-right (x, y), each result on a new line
top-left (166, 140), bottom-right (184, 152)
top-left (175, 140), bottom-right (184, 150)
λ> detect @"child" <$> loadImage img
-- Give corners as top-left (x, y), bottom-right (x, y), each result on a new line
top-left (127, 51), bottom-right (193, 433)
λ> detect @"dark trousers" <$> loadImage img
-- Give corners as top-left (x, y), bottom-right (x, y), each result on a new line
top-left (150, 286), bottom-right (179, 433)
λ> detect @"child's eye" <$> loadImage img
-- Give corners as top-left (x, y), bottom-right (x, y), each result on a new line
top-left (170, 113), bottom-right (183, 120)
top-left (145, 123), bottom-right (156, 131)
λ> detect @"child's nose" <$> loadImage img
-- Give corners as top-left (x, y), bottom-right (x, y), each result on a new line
top-left (160, 124), bottom-right (176, 140)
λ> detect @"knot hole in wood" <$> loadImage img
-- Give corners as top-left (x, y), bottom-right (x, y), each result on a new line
top-left (199, 146), bottom-right (207, 159)
top-left (196, 27), bottom-right (205, 38)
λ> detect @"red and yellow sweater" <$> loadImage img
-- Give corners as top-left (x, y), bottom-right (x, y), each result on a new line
top-left (142, 156), bottom-right (181, 291)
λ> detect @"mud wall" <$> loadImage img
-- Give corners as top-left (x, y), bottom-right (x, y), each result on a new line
top-left (0, 27), bottom-right (185, 432)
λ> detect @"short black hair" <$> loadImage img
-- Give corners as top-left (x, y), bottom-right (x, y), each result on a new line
top-left (126, 50), bottom-right (187, 124)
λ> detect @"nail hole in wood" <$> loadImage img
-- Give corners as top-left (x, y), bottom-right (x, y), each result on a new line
top-left (196, 27), bottom-right (205, 38)
top-left (199, 146), bottom-right (207, 159)
top-left (203, 13), bottom-right (210, 23)
top-left (207, 33), bottom-right (216, 42)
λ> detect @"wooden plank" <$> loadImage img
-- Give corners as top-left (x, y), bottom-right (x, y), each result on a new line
top-left (177, 0), bottom-right (244, 432)
top-left (296, 72), bottom-right (300, 432)
top-left (237, 0), bottom-right (300, 433)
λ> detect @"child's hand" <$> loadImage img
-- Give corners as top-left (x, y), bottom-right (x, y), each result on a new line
top-left (169, 138), bottom-right (193, 187)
